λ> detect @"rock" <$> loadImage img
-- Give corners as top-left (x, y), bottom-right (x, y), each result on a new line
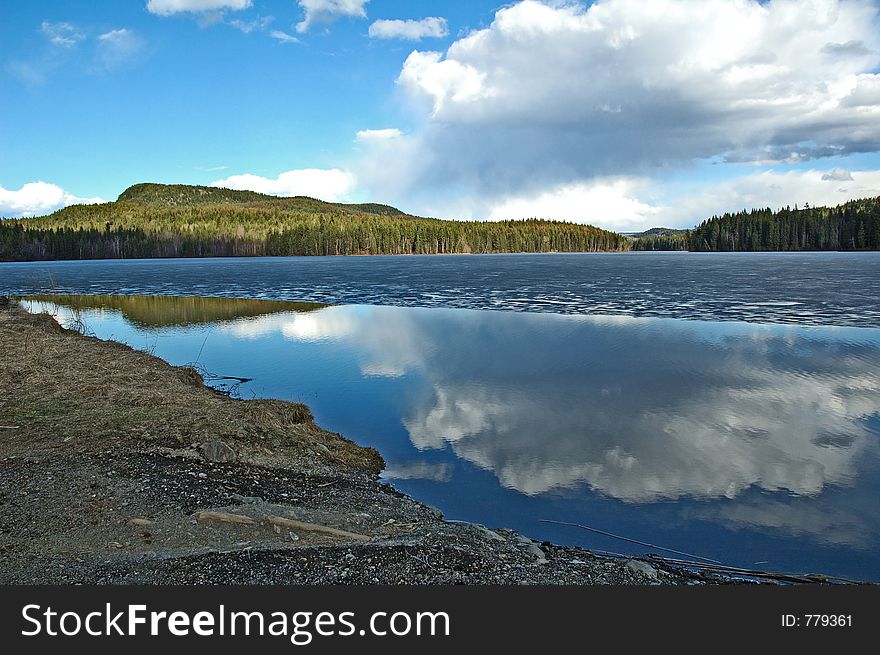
top-left (476, 525), bottom-right (505, 542)
top-left (198, 441), bottom-right (237, 463)
top-left (526, 542), bottom-right (549, 565)
top-left (626, 559), bottom-right (659, 581)
top-left (127, 518), bottom-right (153, 527)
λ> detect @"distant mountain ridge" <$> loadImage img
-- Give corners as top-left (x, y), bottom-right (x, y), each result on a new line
top-left (622, 227), bottom-right (689, 238)
top-left (117, 183), bottom-right (410, 218)
top-left (118, 183), bottom-right (269, 206)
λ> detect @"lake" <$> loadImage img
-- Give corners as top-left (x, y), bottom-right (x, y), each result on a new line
top-left (4, 252), bottom-right (880, 581)
top-left (2, 251), bottom-right (880, 327)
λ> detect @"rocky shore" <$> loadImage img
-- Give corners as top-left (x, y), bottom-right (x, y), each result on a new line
top-left (0, 297), bottom-right (723, 585)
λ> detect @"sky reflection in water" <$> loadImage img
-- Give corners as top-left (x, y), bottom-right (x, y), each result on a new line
top-left (23, 297), bottom-right (880, 581)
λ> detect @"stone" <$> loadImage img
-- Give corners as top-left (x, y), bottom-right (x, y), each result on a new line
top-left (476, 525), bottom-right (505, 542)
top-left (127, 518), bottom-right (153, 527)
top-left (626, 559), bottom-right (659, 581)
top-left (198, 441), bottom-right (237, 463)
top-left (525, 542), bottom-right (548, 565)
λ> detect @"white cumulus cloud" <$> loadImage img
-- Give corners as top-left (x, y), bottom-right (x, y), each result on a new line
top-left (822, 167), bottom-right (855, 181)
top-left (146, 0), bottom-right (252, 15)
top-left (487, 177), bottom-right (664, 230)
top-left (368, 17), bottom-right (448, 41)
top-left (296, 0), bottom-right (369, 33)
top-left (399, 50), bottom-right (490, 114)
top-left (364, 0), bottom-right (880, 219)
top-left (211, 168), bottom-right (356, 202)
top-left (0, 182), bottom-right (104, 218)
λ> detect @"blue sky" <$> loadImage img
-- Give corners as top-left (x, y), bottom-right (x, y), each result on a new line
top-left (3, 0), bottom-right (880, 230)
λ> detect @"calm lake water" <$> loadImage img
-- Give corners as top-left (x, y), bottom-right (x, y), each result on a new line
top-left (2, 251), bottom-right (880, 327)
top-left (16, 277), bottom-right (880, 582)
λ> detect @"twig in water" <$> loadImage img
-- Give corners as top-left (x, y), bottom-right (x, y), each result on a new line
top-left (203, 375), bottom-right (253, 383)
top-left (195, 330), bottom-right (210, 364)
top-left (539, 518), bottom-right (722, 564)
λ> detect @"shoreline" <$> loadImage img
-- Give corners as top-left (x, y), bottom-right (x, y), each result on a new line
top-left (0, 296), bottom-right (847, 585)
top-left (4, 249), bottom-right (879, 266)
top-left (0, 250), bottom-right (646, 265)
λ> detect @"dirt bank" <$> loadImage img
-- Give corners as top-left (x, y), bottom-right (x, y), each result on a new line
top-left (0, 297), bottom-right (726, 585)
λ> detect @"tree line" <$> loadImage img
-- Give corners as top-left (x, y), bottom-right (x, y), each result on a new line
top-left (629, 196), bottom-right (880, 252)
top-left (2, 183), bottom-right (878, 260)
top-left (687, 197), bottom-right (880, 251)
top-left (629, 233), bottom-right (690, 251)
top-left (0, 186), bottom-right (629, 261)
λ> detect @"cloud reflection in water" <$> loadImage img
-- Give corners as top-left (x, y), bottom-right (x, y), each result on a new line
top-left (218, 306), bottom-right (880, 506)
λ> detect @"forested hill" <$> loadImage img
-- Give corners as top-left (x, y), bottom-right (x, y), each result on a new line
top-left (687, 196), bottom-right (880, 251)
top-left (117, 183), bottom-right (409, 217)
top-left (0, 183), bottom-right (629, 261)
top-left (628, 196), bottom-right (880, 252)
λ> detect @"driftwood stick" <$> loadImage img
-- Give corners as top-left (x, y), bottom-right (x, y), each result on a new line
top-left (197, 511), bottom-right (257, 525)
top-left (266, 516), bottom-right (370, 541)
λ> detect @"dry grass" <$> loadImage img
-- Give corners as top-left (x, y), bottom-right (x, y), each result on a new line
top-left (0, 299), bottom-right (383, 473)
